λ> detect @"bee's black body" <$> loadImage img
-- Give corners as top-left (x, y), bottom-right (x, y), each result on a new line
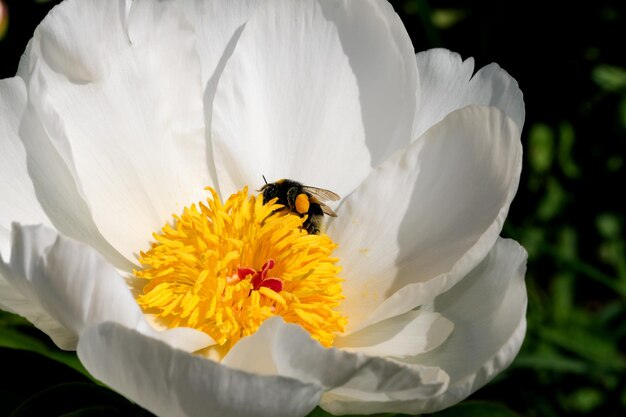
top-left (259, 178), bottom-right (339, 235)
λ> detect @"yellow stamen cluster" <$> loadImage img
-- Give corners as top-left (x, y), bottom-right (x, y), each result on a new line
top-left (134, 187), bottom-right (346, 349)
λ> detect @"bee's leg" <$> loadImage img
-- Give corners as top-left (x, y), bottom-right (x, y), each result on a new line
top-left (305, 215), bottom-right (322, 235)
top-left (286, 187), bottom-right (299, 211)
top-left (304, 222), bottom-right (319, 235)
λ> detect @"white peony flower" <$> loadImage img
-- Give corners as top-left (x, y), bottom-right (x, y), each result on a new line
top-left (0, 0), bottom-right (527, 416)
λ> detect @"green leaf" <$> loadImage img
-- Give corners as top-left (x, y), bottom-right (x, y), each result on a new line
top-left (0, 324), bottom-right (92, 379)
top-left (431, 8), bottom-right (467, 29)
top-left (306, 408), bottom-right (336, 417)
top-left (0, 310), bottom-right (31, 326)
top-left (528, 123), bottom-right (555, 174)
top-left (557, 122), bottom-right (581, 178)
top-left (569, 387), bottom-right (603, 414)
top-left (511, 353), bottom-right (589, 374)
top-left (432, 401), bottom-right (519, 417)
top-left (538, 326), bottom-right (626, 371)
top-left (536, 177), bottom-right (565, 220)
top-left (551, 271), bottom-right (575, 324)
top-left (592, 64), bottom-right (626, 91)
top-left (596, 213), bottom-right (622, 239)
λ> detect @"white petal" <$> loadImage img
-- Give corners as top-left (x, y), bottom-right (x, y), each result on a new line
top-left (0, 263), bottom-right (77, 350)
top-left (25, 0), bottom-right (210, 262)
top-left (16, 97), bottom-right (132, 270)
top-left (466, 63), bottom-right (525, 130)
top-left (15, 0), bottom-right (138, 270)
top-left (17, 0), bottom-right (133, 268)
top-left (223, 317), bottom-right (448, 398)
top-left (404, 238), bottom-right (527, 411)
top-left (78, 321), bottom-right (323, 417)
top-left (0, 227), bottom-right (8, 259)
top-left (334, 310), bottom-right (453, 358)
top-left (316, 0), bottom-right (418, 167)
top-left (412, 49), bottom-right (525, 140)
top-left (180, 0), bottom-right (261, 186)
top-left (0, 77), bottom-right (51, 258)
top-left (180, 0), bottom-right (260, 90)
top-left (328, 105), bottom-right (522, 332)
top-left (18, 0), bottom-right (129, 83)
top-left (321, 239), bottom-right (527, 415)
top-left (1, 224), bottom-right (211, 352)
top-left (211, 0), bottom-right (372, 198)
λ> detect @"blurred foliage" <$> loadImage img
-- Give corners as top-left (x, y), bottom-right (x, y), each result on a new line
top-left (1, 0), bottom-right (625, 416)
top-left (0, 312), bottom-right (91, 379)
top-left (390, 1), bottom-right (626, 416)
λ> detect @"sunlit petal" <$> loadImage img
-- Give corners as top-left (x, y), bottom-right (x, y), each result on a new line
top-left (211, 0), bottom-right (371, 198)
top-left (413, 48), bottom-right (525, 140)
top-left (1, 224), bottom-right (211, 352)
top-left (329, 105), bottom-right (522, 332)
top-left (0, 77), bottom-right (51, 258)
top-left (334, 309), bottom-right (453, 358)
top-left (320, 238), bottom-right (527, 415)
top-left (78, 321), bottom-right (323, 417)
top-left (224, 317), bottom-right (449, 396)
top-left (23, 0), bottom-right (210, 262)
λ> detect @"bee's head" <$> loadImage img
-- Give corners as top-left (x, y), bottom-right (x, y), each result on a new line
top-left (259, 182), bottom-right (278, 204)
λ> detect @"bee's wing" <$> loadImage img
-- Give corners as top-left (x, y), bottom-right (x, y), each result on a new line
top-left (302, 186), bottom-right (340, 202)
top-left (317, 201), bottom-right (338, 217)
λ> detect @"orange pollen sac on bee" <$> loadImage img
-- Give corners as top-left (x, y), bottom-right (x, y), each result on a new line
top-left (133, 187), bottom-right (346, 351)
top-left (295, 193), bottom-right (310, 214)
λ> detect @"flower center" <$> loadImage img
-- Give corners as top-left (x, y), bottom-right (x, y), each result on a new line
top-left (134, 187), bottom-right (346, 350)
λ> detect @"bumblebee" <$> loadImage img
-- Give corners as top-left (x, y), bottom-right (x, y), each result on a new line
top-left (259, 177), bottom-right (340, 234)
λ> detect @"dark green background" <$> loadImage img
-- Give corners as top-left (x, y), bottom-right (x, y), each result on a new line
top-left (1, 0), bottom-right (625, 416)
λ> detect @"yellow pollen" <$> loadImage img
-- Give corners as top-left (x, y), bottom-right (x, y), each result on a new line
top-left (134, 187), bottom-right (346, 350)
